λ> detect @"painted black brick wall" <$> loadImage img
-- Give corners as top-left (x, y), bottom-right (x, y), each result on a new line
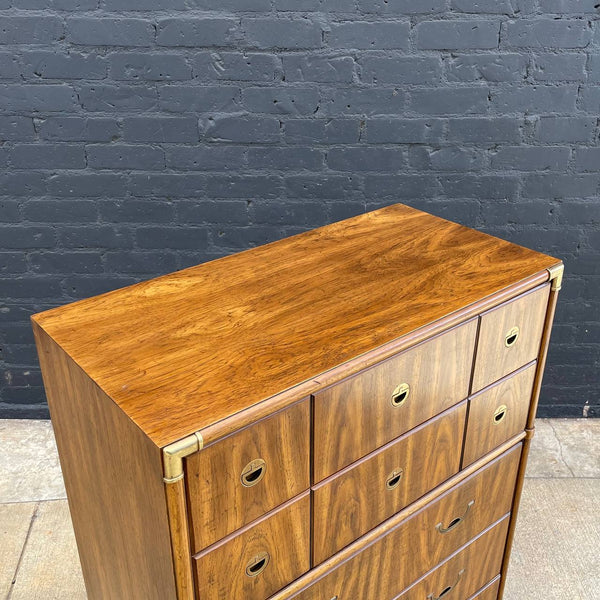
top-left (0, 0), bottom-right (598, 419)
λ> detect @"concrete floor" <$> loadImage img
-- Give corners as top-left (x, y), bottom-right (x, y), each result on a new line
top-left (1, 419), bottom-right (599, 600)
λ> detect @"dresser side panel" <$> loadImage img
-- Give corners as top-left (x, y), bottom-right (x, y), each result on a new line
top-left (32, 321), bottom-right (177, 600)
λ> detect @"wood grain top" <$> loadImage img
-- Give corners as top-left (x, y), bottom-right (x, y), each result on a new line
top-left (32, 203), bottom-right (560, 447)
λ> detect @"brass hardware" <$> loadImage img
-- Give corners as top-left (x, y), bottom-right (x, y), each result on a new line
top-left (504, 326), bottom-right (520, 348)
top-left (427, 569), bottom-right (465, 600)
top-left (493, 404), bottom-right (508, 425)
top-left (436, 500), bottom-right (475, 534)
top-left (241, 458), bottom-right (267, 487)
top-left (162, 432), bottom-right (203, 483)
top-left (245, 551), bottom-right (269, 577)
top-left (548, 263), bottom-right (564, 291)
top-left (385, 468), bottom-right (404, 491)
top-left (391, 382), bottom-right (410, 407)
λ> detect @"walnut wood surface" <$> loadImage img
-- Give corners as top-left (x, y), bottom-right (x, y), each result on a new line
top-left (313, 320), bottom-right (477, 481)
top-left (394, 517), bottom-right (508, 600)
top-left (472, 284), bottom-right (550, 393)
top-left (312, 402), bottom-right (467, 564)
top-left (193, 492), bottom-right (310, 600)
top-left (198, 271), bottom-right (548, 449)
top-left (269, 436), bottom-right (524, 600)
top-left (32, 322), bottom-right (177, 600)
top-left (463, 362), bottom-right (536, 468)
top-left (185, 400), bottom-right (310, 552)
top-left (285, 444), bottom-right (521, 600)
top-left (31, 203), bottom-right (560, 447)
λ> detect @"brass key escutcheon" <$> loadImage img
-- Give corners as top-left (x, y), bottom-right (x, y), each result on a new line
top-left (245, 551), bottom-right (269, 577)
top-left (241, 458), bottom-right (266, 488)
top-left (504, 326), bottom-right (520, 348)
top-left (391, 382), bottom-right (410, 407)
top-left (385, 468), bottom-right (404, 491)
top-left (493, 404), bottom-right (508, 425)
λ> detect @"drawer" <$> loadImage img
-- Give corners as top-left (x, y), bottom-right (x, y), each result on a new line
top-left (185, 400), bottom-right (310, 551)
top-left (469, 577), bottom-right (501, 600)
top-left (287, 443), bottom-right (521, 600)
top-left (463, 362), bottom-right (536, 467)
top-left (193, 492), bottom-right (310, 600)
top-left (312, 402), bottom-right (467, 564)
top-left (392, 516), bottom-right (508, 600)
top-left (472, 284), bottom-right (549, 393)
top-left (313, 319), bottom-right (477, 482)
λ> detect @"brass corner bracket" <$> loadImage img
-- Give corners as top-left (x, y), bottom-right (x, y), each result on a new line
top-left (162, 432), bottom-right (203, 484)
top-left (547, 263), bottom-right (564, 292)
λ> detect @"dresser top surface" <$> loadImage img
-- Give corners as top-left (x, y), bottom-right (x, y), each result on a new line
top-left (32, 204), bottom-right (559, 447)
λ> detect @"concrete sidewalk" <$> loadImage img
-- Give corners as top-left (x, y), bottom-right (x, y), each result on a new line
top-left (1, 419), bottom-right (599, 600)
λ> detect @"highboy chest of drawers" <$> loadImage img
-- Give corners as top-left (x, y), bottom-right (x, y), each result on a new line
top-left (32, 204), bottom-right (563, 600)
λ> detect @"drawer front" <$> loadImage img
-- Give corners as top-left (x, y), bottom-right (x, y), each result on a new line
top-left (469, 577), bottom-right (501, 600)
top-left (313, 319), bottom-right (477, 482)
top-left (288, 444), bottom-right (521, 600)
top-left (463, 363), bottom-right (536, 467)
top-left (194, 493), bottom-right (310, 600)
top-left (393, 516), bottom-right (508, 600)
top-left (312, 402), bottom-right (467, 564)
top-left (185, 400), bottom-right (310, 551)
top-left (472, 284), bottom-right (549, 393)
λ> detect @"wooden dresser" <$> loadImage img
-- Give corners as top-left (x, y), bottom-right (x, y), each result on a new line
top-left (32, 204), bottom-right (563, 600)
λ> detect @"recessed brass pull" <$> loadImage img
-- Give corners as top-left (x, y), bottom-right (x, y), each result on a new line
top-left (241, 458), bottom-right (266, 488)
top-left (427, 569), bottom-right (465, 600)
top-left (391, 382), bottom-right (410, 407)
top-left (493, 404), bottom-right (508, 425)
top-left (436, 500), bottom-right (475, 534)
top-left (504, 326), bottom-right (520, 348)
top-left (245, 551), bottom-right (269, 578)
top-left (385, 468), bottom-right (404, 490)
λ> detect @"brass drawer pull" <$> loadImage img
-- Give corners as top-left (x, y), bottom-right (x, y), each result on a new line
top-left (493, 404), bottom-right (508, 425)
top-left (391, 382), bottom-right (410, 407)
top-left (241, 458), bottom-right (266, 487)
top-left (504, 326), bottom-right (520, 347)
top-left (427, 569), bottom-right (465, 600)
top-left (436, 500), bottom-right (475, 534)
top-left (245, 551), bottom-right (269, 577)
top-left (385, 468), bottom-right (404, 490)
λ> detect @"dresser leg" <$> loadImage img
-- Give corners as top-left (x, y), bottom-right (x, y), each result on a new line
top-left (163, 433), bottom-right (203, 600)
top-left (497, 265), bottom-right (563, 599)
top-left (165, 477), bottom-right (196, 600)
top-left (496, 429), bottom-right (533, 599)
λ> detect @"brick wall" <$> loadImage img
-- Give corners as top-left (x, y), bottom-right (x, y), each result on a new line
top-left (1, 0), bottom-right (598, 418)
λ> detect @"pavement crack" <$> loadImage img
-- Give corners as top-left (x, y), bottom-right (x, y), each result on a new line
top-left (548, 421), bottom-right (576, 478)
top-left (6, 502), bottom-right (39, 600)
